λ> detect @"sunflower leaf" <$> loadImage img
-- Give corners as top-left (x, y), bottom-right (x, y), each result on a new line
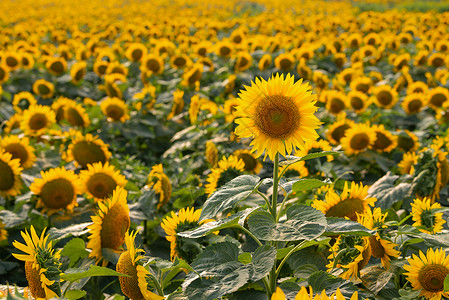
top-left (308, 270), bottom-right (370, 299)
top-left (64, 289), bottom-right (87, 300)
top-left (444, 274), bottom-right (449, 292)
top-left (280, 151), bottom-right (341, 166)
top-left (323, 218), bottom-right (375, 236)
top-left (200, 175), bottom-right (260, 221)
top-left (292, 178), bottom-right (332, 193)
top-left (367, 172), bottom-right (413, 210)
top-left (60, 238), bottom-right (89, 268)
top-left (61, 265), bottom-right (130, 283)
top-left (47, 222), bottom-right (92, 241)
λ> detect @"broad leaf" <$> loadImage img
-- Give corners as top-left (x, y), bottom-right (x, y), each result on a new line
top-left (308, 271), bottom-right (367, 298)
top-left (48, 223), bottom-right (92, 240)
top-left (368, 172), bottom-right (412, 209)
top-left (280, 151), bottom-right (341, 166)
top-left (61, 265), bottom-right (129, 283)
top-left (292, 179), bottom-right (331, 193)
top-left (60, 238), bottom-right (89, 268)
top-left (249, 245), bottom-right (276, 281)
top-left (444, 274), bottom-right (449, 292)
top-left (361, 265), bottom-right (395, 295)
top-left (323, 218), bottom-right (375, 236)
top-left (65, 290), bottom-right (87, 300)
top-left (200, 175), bottom-right (260, 221)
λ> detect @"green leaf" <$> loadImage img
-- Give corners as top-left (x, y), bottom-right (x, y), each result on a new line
top-left (247, 205), bottom-right (327, 241)
top-left (65, 289), bottom-right (87, 300)
top-left (308, 271), bottom-right (367, 299)
top-left (280, 151), bottom-right (341, 166)
top-left (323, 218), bottom-right (375, 236)
top-left (444, 274), bottom-right (449, 292)
top-left (47, 223), bottom-right (92, 240)
top-left (292, 179), bottom-right (331, 193)
top-left (61, 265), bottom-right (130, 283)
top-left (200, 175), bottom-right (260, 221)
top-left (249, 245), bottom-right (276, 281)
top-left (238, 253), bottom-right (252, 264)
top-left (178, 208), bottom-right (258, 238)
top-left (162, 258), bottom-right (197, 289)
top-left (361, 265), bottom-right (395, 295)
top-left (60, 238), bottom-right (89, 268)
top-left (367, 172), bottom-right (412, 209)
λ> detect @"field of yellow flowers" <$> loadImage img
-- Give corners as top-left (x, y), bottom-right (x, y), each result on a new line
top-left (2, 0), bottom-right (449, 299)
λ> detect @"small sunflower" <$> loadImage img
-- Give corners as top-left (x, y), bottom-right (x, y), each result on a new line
top-left (234, 73), bottom-right (321, 160)
top-left (297, 58), bottom-right (312, 80)
top-left (372, 85), bottom-right (398, 109)
top-left (272, 286), bottom-right (358, 300)
top-left (371, 124), bottom-right (397, 153)
top-left (313, 71), bottom-right (330, 91)
top-left (340, 123), bottom-right (376, 155)
top-left (325, 116), bottom-right (355, 145)
top-left (407, 81), bottom-right (429, 95)
top-left (0, 219), bottom-right (7, 243)
top-left (402, 93), bottom-right (427, 114)
top-left (12, 92), bottom-right (37, 112)
top-left (293, 139), bottom-right (334, 177)
top-left (170, 53), bottom-right (191, 69)
top-left (215, 40), bottom-right (234, 57)
top-left (45, 57), bottom-right (67, 76)
top-left (3, 113), bottom-right (22, 134)
top-left (63, 132), bottom-right (112, 168)
top-left (79, 162), bottom-right (127, 202)
top-left (181, 63), bottom-right (203, 87)
top-left (429, 53), bottom-right (446, 68)
top-left (223, 97), bottom-right (239, 123)
top-left (279, 159), bottom-right (308, 179)
top-left (167, 90), bottom-right (185, 120)
top-left (94, 60), bottom-right (109, 77)
top-left (117, 231), bottom-right (165, 300)
top-left (20, 105), bottom-right (56, 136)
top-left (142, 54), bottom-right (164, 75)
top-left (404, 248), bottom-right (449, 300)
top-left (30, 167), bottom-right (82, 215)
top-left (205, 141), bottom-right (218, 167)
top-left (348, 90), bottom-right (369, 114)
top-left (0, 135), bottom-right (36, 169)
top-left (32, 79), bottom-right (55, 99)
top-left (64, 101), bottom-right (90, 128)
top-left (350, 76), bottom-right (372, 93)
top-left (205, 155), bottom-right (246, 196)
top-left (325, 90), bottom-right (348, 115)
top-left (398, 152), bottom-right (419, 175)
top-left (188, 95), bottom-right (201, 124)
top-left (234, 51), bottom-right (252, 73)
top-left (233, 149), bottom-right (263, 174)
top-left (87, 186), bottom-right (130, 266)
top-left (147, 164), bottom-right (172, 209)
top-left (0, 64), bottom-right (9, 84)
top-left (70, 61), bottom-right (87, 84)
top-left (428, 87), bottom-right (449, 110)
top-left (274, 53), bottom-right (295, 71)
top-left (104, 74), bottom-right (124, 99)
top-left (0, 149), bottom-right (23, 197)
top-left (258, 54), bottom-right (272, 71)
top-left (12, 226), bottom-right (62, 299)
top-left (51, 96), bottom-right (76, 123)
top-left (161, 207), bottom-right (214, 262)
top-left (125, 43), bottom-right (147, 62)
top-left (100, 97), bottom-right (130, 122)
top-left (411, 197), bottom-right (446, 234)
top-left (3, 52), bottom-right (21, 71)
top-left (313, 181), bottom-right (376, 221)
top-left (396, 130), bottom-right (420, 152)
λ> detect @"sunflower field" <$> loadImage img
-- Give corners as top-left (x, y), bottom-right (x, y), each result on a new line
top-left (3, 0), bottom-right (449, 299)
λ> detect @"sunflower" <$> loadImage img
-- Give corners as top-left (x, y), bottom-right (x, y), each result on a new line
top-left (12, 92), bottom-right (37, 112)
top-left (397, 130), bottom-right (420, 152)
top-left (12, 226), bottom-right (61, 299)
top-left (142, 54), bottom-right (164, 75)
top-left (0, 135), bottom-right (36, 169)
top-left (327, 235), bottom-right (371, 280)
top-left (233, 149), bottom-right (263, 174)
top-left (205, 141), bottom-right (218, 167)
top-left (428, 87), bottom-right (449, 110)
top-left (0, 64), bottom-right (10, 84)
top-left (340, 123), bottom-right (376, 155)
top-left (197, 57), bottom-right (214, 72)
top-left (223, 97), bottom-right (239, 123)
top-left (30, 167), bottom-right (82, 215)
top-left (70, 61), bottom-right (87, 84)
top-left (398, 152), bottom-right (419, 175)
top-left (224, 74), bottom-right (236, 94)
top-left (313, 181), bottom-right (376, 221)
top-left (3, 52), bottom-right (21, 71)
top-left (272, 286), bottom-right (358, 300)
top-left (407, 81), bottom-right (429, 95)
top-left (411, 197), bottom-right (446, 234)
top-left (337, 68), bottom-right (360, 87)
top-left (404, 248), bottom-right (449, 299)
top-left (161, 207), bottom-right (214, 262)
top-left (87, 186), bottom-right (130, 266)
top-left (64, 101), bottom-right (90, 128)
top-left (104, 74), bottom-right (124, 99)
top-left (205, 155), bottom-right (246, 196)
top-left (32, 79), bottom-right (54, 99)
top-left (313, 71), bottom-right (330, 91)
top-left (167, 90), bottom-right (185, 120)
top-left (3, 113), bottom-right (22, 134)
top-left (350, 76), bottom-right (372, 93)
top-left (0, 219), bottom-right (7, 243)
top-left (106, 62), bottom-right (128, 77)
top-left (429, 53), bottom-right (446, 68)
top-left (393, 53), bottom-right (410, 71)
top-left (94, 60), bottom-right (109, 77)
top-left (181, 63), bottom-right (203, 87)
top-left (371, 124), bottom-right (397, 153)
top-left (147, 164), bottom-right (172, 208)
top-left (234, 73), bottom-right (320, 161)
top-left (63, 132), bottom-right (112, 168)
top-left (297, 58), bottom-right (312, 80)
top-left (258, 54), bottom-right (272, 71)
top-left (414, 50), bottom-right (429, 66)
top-left (193, 41), bottom-right (212, 57)
top-left (117, 231), bottom-right (164, 300)
top-left (325, 90), bottom-right (348, 115)
top-left (0, 149), bottom-right (23, 197)
top-left (372, 85), bottom-right (398, 109)
top-left (100, 97), bottom-right (130, 122)
top-left (279, 159), bottom-right (308, 179)
top-left (402, 93), bottom-right (427, 115)
top-left (45, 57), bottom-right (67, 76)
top-left (125, 42), bottom-right (147, 62)
top-left (188, 95), bottom-right (201, 124)
top-left (215, 40), bottom-right (234, 58)
top-left (274, 53), bottom-right (295, 71)
top-left (325, 116), bottom-right (355, 145)
top-left (170, 53), bottom-right (191, 69)
top-left (348, 90), bottom-right (369, 113)
top-left (79, 162), bottom-right (127, 202)
top-left (51, 96), bottom-right (76, 123)
top-left (234, 51), bottom-right (252, 73)
top-left (20, 105), bottom-right (56, 136)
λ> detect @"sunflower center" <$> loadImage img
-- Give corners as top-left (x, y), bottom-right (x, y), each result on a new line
top-left (238, 56), bottom-right (249, 68)
top-left (101, 204), bottom-right (130, 249)
top-left (106, 104), bottom-right (125, 121)
top-left (408, 99), bottom-right (422, 113)
top-left (29, 113), bottom-right (48, 130)
top-left (431, 57), bottom-right (444, 67)
top-left (40, 178), bottom-right (75, 209)
top-left (351, 96), bottom-right (364, 110)
top-left (146, 59), bottom-right (160, 73)
top-left (430, 93), bottom-right (446, 108)
top-left (325, 197), bottom-right (365, 221)
top-left (254, 95), bottom-right (301, 140)
top-left (216, 168), bottom-right (243, 189)
top-left (418, 264), bottom-right (449, 292)
top-left (6, 56), bottom-right (18, 68)
top-left (50, 61), bottom-right (64, 74)
top-left (72, 141), bottom-right (107, 168)
top-left (219, 46), bottom-right (231, 56)
top-left (25, 261), bottom-right (46, 299)
top-left (331, 124), bottom-right (351, 143)
top-left (174, 56), bottom-right (186, 67)
top-left (369, 235), bottom-right (385, 258)
top-left (187, 69), bottom-right (201, 85)
top-left (117, 252), bottom-right (144, 300)
top-left (87, 173), bottom-right (117, 200)
top-left (131, 49), bottom-right (143, 61)
top-left (350, 133), bottom-right (370, 151)
top-left (197, 47), bottom-right (207, 56)
top-left (237, 153), bottom-right (257, 172)
top-left (373, 131), bottom-right (392, 150)
top-left (329, 97), bottom-right (345, 114)
top-left (279, 58), bottom-right (292, 70)
top-left (0, 161), bottom-right (15, 191)
top-left (356, 83), bottom-right (370, 93)
top-left (74, 68), bottom-right (85, 81)
top-left (37, 84), bottom-right (50, 95)
top-left (4, 143), bottom-right (29, 167)
top-left (377, 91), bottom-right (393, 106)
top-left (66, 107), bottom-right (85, 127)
top-left (397, 135), bottom-right (415, 151)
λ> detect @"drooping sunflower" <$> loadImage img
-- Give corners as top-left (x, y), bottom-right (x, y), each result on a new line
top-left (147, 164), bottom-right (172, 209)
top-left (348, 90), bottom-right (369, 114)
top-left (402, 93), bottom-right (427, 115)
top-left (340, 123), bottom-right (376, 155)
top-left (63, 101), bottom-right (90, 128)
top-left (63, 132), bottom-right (112, 168)
top-left (205, 155), bottom-right (246, 196)
top-left (94, 60), bottom-right (109, 77)
top-left (30, 167), bottom-right (82, 215)
top-left (161, 207), bottom-right (214, 262)
top-left (87, 186), bottom-right (130, 266)
top-left (104, 73), bottom-right (124, 99)
top-left (398, 152), bottom-right (419, 175)
top-left (325, 116), bottom-right (355, 145)
top-left (117, 231), bottom-right (165, 300)
top-left (427, 87), bottom-right (449, 110)
top-left (404, 248), bottom-right (449, 300)
top-left (12, 91), bottom-right (37, 112)
top-left (32, 79), bottom-right (55, 99)
top-left (167, 90), bottom-right (185, 120)
top-left (313, 181), bottom-right (376, 221)
top-left (20, 105), bottom-right (56, 136)
top-left (79, 162), bottom-right (127, 202)
top-left (234, 51), bottom-right (253, 73)
top-left (100, 97), bottom-right (130, 122)
top-left (181, 63), bottom-right (203, 87)
top-left (372, 85), bottom-right (398, 109)
top-left (0, 149), bottom-right (23, 197)
top-left (371, 124), bottom-right (397, 153)
top-left (234, 73), bottom-right (320, 161)
top-left (325, 90), bottom-right (348, 115)
top-left (0, 135), bottom-right (36, 169)
top-left (411, 197), bottom-right (446, 234)
top-left (223, 97), bottom-right (239, 123)
top-left (70, 61), bottom-right (87, 84)
top-left (12, 226), bottom-right (61, 299)
top-left (205, 141), bottom-right (218, 167)
top-left (258, 54), bottom-right (272, 71)
top-left (233, 149), bottom-right (263, 174)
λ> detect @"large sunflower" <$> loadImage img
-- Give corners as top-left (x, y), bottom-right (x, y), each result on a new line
top-left (0, 149), bottom-right (23, 197)
top-left (20, 105), bottom-right (56, 136)
top-left (12, 226), bottom-right (61, 299)
top-left (30, 167), bottom-right (82, 215)
top-left (147, 164), bottom-right (172, 209)
top-left (0, 135), bottom-right (36, 169)
top-left (63, 132), bottom-right (112, 168)
top-left (87, 186), bottom-right (130, 266)
top-left (117, 231), bottom-right (164, 300)
top-left (313, 181), bottom-right (376, 221)
top-left (234, 73), bottom-right (321, 160)
top-left (340, 123), bottom-right (376, 155)
top-left (79, 162), bottom-right (127, 202)
top-left (411, 197), bottom-right (446, 234)
top-left (404, 248), bottom-right (449, 300)
top-left (205, 155), bottom-right (246, 196)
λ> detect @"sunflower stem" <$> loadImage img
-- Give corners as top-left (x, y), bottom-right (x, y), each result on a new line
top-left (275, 240), bottom-right (307, 276)
top-left (268, 153), bottom-right (280, 297)
top-left (100, 279), bottom-right (117, 294)
top-left (150, 274), bottom-right (164, 296)
top-left (256, 190), bottom-right (271, 211)
top-left (276, 192), bottom-right (291, 223)
top-left (236, 224), bottom-right (262, 247)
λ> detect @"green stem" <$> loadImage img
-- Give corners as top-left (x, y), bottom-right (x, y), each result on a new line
top-left (100, 279), bottom-right (117, 294)
top-left (237, 225), bottom-right (263, 247)
top-left (276, 192), bottom-right (291, 223)
top-left (62, 281), bottom-right (73, 296)
top-left (262, 277), bottom-right (272, 298)
top-left (275, 240), bottom-right (307, 276)
top-left (149, 274), bottom-right (164, 296)
top-left (256, 190), bottom-right (271, 210)
top-left (268, 153), bottom-right (280, 297)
